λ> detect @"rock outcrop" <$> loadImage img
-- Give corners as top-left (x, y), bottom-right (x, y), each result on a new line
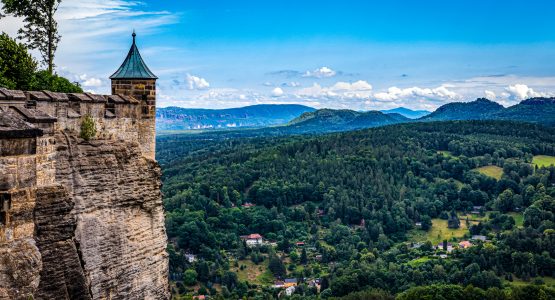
top-left (0, 89), bottom-right (169, 299)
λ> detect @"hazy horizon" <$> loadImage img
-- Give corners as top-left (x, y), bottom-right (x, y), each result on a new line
top-left (1, 0), bottom-right (554, 111)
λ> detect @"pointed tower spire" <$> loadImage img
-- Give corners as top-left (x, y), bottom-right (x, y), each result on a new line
top-left (110, 31), bottom-right (158, 160)
top-left (110, 31), bottom-right (157, 80)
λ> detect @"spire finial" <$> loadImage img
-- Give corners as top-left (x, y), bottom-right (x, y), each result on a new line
top-left (132, 30), bottom-right (136, 43)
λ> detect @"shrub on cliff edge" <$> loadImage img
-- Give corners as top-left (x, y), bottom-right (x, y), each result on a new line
top-left (80, 115), bottom-right (97, 141)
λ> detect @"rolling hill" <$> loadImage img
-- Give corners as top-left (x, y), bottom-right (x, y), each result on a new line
top-left (420, 98), bottom-right (504, 121)
top-left (422, 97), bottom-right (555, 125)
top-left (493, 98), bottom-right (555, 125)
top-left (156, 104), bottom-right (315, 131)
top-left (286, 109), bottom-right (409, 132)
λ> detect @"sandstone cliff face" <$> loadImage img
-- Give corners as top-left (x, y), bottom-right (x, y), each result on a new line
top-left (0, 89), bottom-right (169, 300)
top-left (52, 132), bottom-right (169, 299)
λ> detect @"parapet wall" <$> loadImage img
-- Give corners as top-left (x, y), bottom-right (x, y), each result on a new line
top-left (2, 89), bottom-right (138, 142)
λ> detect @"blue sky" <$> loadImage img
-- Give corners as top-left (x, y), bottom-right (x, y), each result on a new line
top-left (2, 0), bottom-right (555, 110)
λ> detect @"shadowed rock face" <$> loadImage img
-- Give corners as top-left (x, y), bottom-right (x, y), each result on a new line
top-left (64, 134), bottom-right (168, 299)
top-left (0, 88), bottom-right (169, 300)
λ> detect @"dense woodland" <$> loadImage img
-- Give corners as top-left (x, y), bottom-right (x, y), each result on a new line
top-left (158, 121), bottom-right (555, 299)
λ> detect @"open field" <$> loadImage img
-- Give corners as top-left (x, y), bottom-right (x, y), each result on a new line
top-left (505, 275), bottom-right (555, 288)
top-left (508, 212), bottom-right (524, 227)
top-left (233, 259), bottom-right (273, 285)
top-left (438, 151), bottom-right (454, 157)
top-left (532, 155), bottom-right (555, 168)
top-left (408, 218), bottom-right (469, 244)
top-left (407, 257), bottom-right (432, 267)
top-left (475, 166), bottom-right (504, 180)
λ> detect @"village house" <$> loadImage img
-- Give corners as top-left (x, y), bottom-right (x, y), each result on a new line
top-left (471, 206), bottom-right (484, 215)
top-left (273, 281), bottom-right (285, 288)
top-left (241, 233), bottom-right (263, 247)
top-left (185, 254), bottom-right (197, 263)
top-left (295, 242), bottom-right (305, 247)
top-left (284, 278), bottom-right (298, 287)
top-left (285, 286), bottom-right (296, 296)
top-left (458, 240), bottom-right (473, 249)
top-left (471, 235), bottom-right (487, 241)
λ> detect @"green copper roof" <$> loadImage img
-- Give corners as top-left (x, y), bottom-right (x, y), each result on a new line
top-left (110, 32), bottom-right (158, 80)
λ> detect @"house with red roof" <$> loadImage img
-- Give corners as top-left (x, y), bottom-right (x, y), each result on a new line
top-left (242, 233), bottom-right (263, 247)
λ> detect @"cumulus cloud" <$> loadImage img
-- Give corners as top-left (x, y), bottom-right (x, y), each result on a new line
top-left (82, 77), bottom-right (103, 87)
top-left (186, 74), bottom-right (210, 90)
top-left (373, 85), bottom-right (460, 102)
top-left (296, 80), bottom-right (373, 100)
top-left (303, 67), bottom-right (337, 78)
top-left (484, 90), bottom-right (496, 99)
top-left (271, 87), bottom-right (284, 97)
top-left (505, 84), bottom-right (549, 100)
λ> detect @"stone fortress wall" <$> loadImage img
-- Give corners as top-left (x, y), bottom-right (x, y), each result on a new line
top-left (0, 87), bottom-right (168, 299)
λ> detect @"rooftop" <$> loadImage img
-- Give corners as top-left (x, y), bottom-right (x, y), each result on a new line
top-left (110, 32), bottom-right (158, 80)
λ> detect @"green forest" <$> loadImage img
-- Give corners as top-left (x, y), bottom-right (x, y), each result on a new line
top-left (158, 121), bottom-right (555, 299)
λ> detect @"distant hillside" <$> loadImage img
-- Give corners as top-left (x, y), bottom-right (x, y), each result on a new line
top-left (421, 98), bottom-right (504, 121)
top-left (286, 109), bottom-right (409, 133)
top-left (156, 104), bottom-right (315, 130)
top-left (493, 98), bottom-right (555, 125)
top-left (422, 97), bottom-right (555, 125)
top-left (381, 107), bottom-right (431, 119)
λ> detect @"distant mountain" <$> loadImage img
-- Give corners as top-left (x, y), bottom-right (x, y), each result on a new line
top-left (286, 109), bottom-right (409, 133)
top-left (493, 98), bottom-right (555, 125)
top-left (421, 98), bottom-right (504, 121)
top-left (156, 104), bottom-right (315, 130)
top-left (421, 97), bottom-right (555, 125)
top-left (381, 107), bottom-right (431, 119)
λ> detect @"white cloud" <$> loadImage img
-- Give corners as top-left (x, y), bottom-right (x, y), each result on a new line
top-left (484, 90), bottom-right (496, 99)
top-left (271, 87), bottom-right (284, 97)
top-left (303, 67), bottom-right (337, 78)
top-left (373, 85), bottom-right (460, 102)
top-left (505, 84), bottom-right (549, 100)
top-left (296, 80), bottom-right (373, 99)
top-left (83, 77), bottom-right (103, 87)
top-left (186, 74), bottom-right (210, 90)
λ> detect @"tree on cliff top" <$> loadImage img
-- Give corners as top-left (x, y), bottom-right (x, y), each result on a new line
top-left (0, 32), bottom-right (37, 90)
top-left (0, 32), bottom-right (82, 92)
top-left (1, 0), bottom-right (61, 74)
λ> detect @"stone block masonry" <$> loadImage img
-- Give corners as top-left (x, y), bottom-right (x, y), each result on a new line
top-left (0, 88), bottom-right (169, 300)
top-left (111, 79), bottom-right (157, 159)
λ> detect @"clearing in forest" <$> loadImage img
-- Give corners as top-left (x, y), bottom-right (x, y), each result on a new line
top-left (475, 166), bottom-right (503, 180)
top-left (532, 155), bottom-right (555, 168)
top-left (409, 218), bottom-right (469, 244)
top-left (233, 259), bottom-right (274, 285)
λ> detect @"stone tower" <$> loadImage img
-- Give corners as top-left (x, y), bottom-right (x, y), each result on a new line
top-left (110, 31), bottom-right (157, 160)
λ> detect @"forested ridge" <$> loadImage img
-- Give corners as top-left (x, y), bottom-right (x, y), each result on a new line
top-left (158, 121), bottom-right (555, 299)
